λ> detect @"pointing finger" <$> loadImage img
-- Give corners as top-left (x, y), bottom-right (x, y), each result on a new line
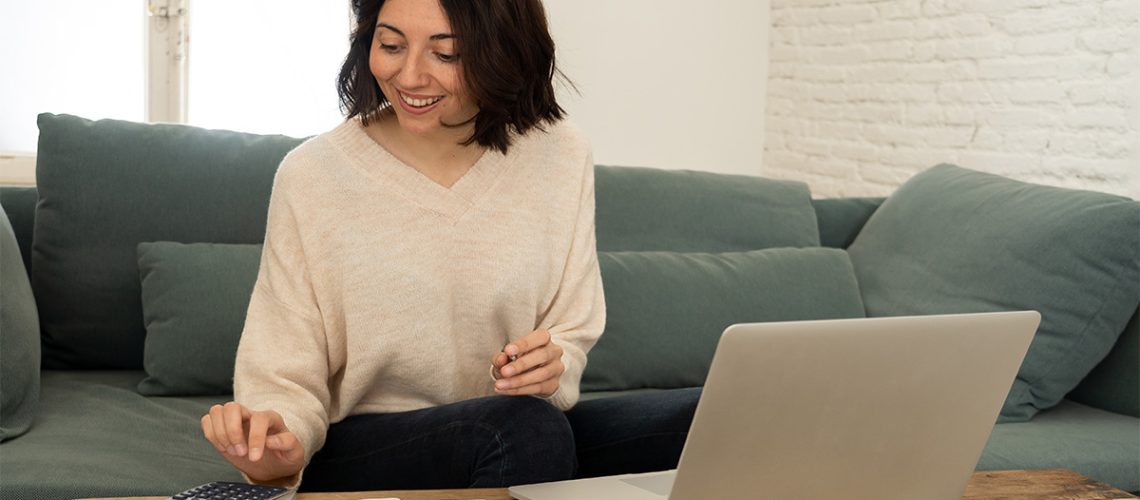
top-left (201, 414), bottom-right (225, 453)
top-left (247, 411), bottom-right (269, 462)
top-left (209, 404), bottom-right (232, 451)
top-left (222, 402), bottom-right (247, 457)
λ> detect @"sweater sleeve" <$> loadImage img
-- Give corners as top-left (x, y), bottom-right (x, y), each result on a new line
top-left (537, 152), bottom-right (606, 411)
top-left (233, 164), bottom-right (332, 487)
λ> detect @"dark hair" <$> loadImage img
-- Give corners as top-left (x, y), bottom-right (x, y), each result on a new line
top-left (338, 0), bottom-right (569, 154)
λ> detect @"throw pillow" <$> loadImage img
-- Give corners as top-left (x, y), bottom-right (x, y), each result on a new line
top-left (1, 203), bottom-right (40, 441)
top-left (137, 242), bottom-right (263, 396)
top-left (32, 113), bottom-right (303, 369)
top-left (594, 165), bottom-right (820, 252)
top-left (581, 247), bottom-right (867, 392)
top-left (846, 164), bottom-right (1140, 422)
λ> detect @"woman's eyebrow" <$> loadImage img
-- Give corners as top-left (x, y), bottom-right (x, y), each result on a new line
top-left (376, 22), bottom-right (405, 36)
top-left (376, 22), bottom-right (455, 40)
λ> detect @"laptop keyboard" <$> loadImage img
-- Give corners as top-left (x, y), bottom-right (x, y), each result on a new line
top-left (168, 481), bottom-right (289, 500)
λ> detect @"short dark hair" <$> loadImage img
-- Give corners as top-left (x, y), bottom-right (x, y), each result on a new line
top-left (338, 0), bottom-right (568, 154)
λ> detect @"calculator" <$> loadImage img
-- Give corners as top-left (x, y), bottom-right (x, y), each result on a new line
top-left (167, 481), bottom-right (291, 500)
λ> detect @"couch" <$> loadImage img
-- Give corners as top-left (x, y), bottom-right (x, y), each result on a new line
top-left (1, 113), bottom-right (1137, 499)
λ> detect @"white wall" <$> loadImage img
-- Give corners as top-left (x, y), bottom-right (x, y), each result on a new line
top-left (186, 1), bottom-right (350, 137)
top-left (546, 1), bottom-right (770, 176)
top-left (765, 0), bottom-right (1139, 199)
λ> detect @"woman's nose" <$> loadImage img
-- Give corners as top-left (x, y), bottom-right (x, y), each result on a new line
top-left (397, 53), bottom-right (430, 89)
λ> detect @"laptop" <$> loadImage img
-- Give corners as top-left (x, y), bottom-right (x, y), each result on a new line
top-left (509, 311), bottom-right (1040, 500)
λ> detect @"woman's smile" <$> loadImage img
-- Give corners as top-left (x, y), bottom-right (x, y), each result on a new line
top-left (394, 89), bottom-right (445, 115)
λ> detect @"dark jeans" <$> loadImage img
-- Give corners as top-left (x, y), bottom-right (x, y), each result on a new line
top-left (300, 387), bottom-right (702, 491)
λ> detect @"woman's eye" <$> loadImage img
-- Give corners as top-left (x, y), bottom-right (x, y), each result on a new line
top-left (436, 53), bottom-right (459, 63)
top-left (379, 43), bottom-right (401, 53)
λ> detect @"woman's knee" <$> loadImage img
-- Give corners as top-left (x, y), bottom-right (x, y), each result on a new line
top-left (476, 396), bottom-right (573, 445)
top-left (466, 396), bottom-right (576, 484)
top-left (568, 387), bottom-right (702, 434)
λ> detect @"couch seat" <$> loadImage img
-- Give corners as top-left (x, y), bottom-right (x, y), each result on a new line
top-left (0, 371), bottom-right (241, 500)
top-left (978, 399), bottom-right (1139, 492)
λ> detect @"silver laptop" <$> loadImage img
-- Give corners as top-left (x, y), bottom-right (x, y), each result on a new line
top-left (509, 311), bottom-right (1040, 500)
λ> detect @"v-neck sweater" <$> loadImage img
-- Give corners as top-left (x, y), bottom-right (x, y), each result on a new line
top-left (233, 118), bottom-right (606, 478)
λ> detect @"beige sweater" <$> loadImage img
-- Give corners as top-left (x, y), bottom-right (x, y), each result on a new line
top-left (233, 118), bottom-right (606, 475)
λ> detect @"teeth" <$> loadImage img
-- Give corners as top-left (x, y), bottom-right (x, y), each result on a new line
top-left (401, 93), bottom-right (442, 108)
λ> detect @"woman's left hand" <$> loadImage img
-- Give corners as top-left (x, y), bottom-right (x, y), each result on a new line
top-left (491, 329), bottom-right (564, 397)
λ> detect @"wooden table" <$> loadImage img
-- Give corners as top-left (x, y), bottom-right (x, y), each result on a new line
top-left (87, 468), bottom-right (1137, 500)
top-left (962, 469), bottom-right (1135, 499)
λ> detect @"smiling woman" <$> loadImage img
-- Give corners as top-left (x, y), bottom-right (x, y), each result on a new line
top-left (200, 0), bottom-right (702, 493)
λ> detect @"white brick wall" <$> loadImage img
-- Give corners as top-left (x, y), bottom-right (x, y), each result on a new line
top-left (765, 0), bottom-right (1140, 199)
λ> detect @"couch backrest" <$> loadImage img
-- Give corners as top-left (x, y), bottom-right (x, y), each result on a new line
top-left (1068, 308), bottom-right (1139, 416)
top-left (594, 165), bottom-right (819, 252)
top-left (4, 152), bottom-right (1137, 416)
top-left (812, 197), bottom-right (885, 249)
top-left (21, 113), bottom-right (824, 372)
top-left (29, 113), bottom-right (305, 370)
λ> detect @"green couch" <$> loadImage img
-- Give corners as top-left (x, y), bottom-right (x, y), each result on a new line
top-left (1, 114), bottom-right (1137, 499)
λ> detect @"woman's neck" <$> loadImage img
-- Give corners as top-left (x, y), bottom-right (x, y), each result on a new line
top-left (366, 109), bottom-right (486, 188)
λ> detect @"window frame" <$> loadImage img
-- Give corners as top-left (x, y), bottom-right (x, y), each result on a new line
top-left (147, 0), bottom-right (189, 125)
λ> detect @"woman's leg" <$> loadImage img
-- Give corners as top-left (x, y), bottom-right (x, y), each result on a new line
top-left (564, 387), bottom-right (702, 478)
top-left (300, 396), bottom-right (576, 491)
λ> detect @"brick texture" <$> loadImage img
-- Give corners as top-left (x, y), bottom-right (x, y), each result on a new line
top-left (765, 0), bottom-right (1139, 199)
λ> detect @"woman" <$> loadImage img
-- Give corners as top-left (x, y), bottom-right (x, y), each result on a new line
top-left (200, 0), bottom-right (700, 490)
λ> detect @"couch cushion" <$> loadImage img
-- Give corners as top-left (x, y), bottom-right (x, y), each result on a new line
top-left (32, 113), bottom-right (303, 369)
top-left (847, 164), bottom-right (1140, 422)
top-left (581, 247), bottom-right (866, 392)
top-left (979, 399), bottom-right (1140, 492)
top-left (0, 203), bottom-right (39, 441)
top-left (594, 165), bottom-right (820, 252)
top-left (137, 242), bottom-right (263, 396)
top-left (0, 371), bottom-right (241, 500)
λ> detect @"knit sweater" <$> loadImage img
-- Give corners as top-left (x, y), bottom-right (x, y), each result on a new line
top-left (232, 118), bottom-right (606, 480)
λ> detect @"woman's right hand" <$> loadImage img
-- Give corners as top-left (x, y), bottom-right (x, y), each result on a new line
top-left (201, 402), bottom-right (306, 484)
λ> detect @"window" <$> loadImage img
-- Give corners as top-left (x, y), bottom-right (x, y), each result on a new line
top-left (0, 1), bottom-right (146, 154)
top-left (0, 1), bottom-right (351, 184)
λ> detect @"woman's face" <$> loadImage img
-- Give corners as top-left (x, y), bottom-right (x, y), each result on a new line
top-left (370, 0), bottom-right (478, 137)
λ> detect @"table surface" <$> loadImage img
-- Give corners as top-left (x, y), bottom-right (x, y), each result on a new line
top-left (85, 468), bottom-right (1137, 500)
